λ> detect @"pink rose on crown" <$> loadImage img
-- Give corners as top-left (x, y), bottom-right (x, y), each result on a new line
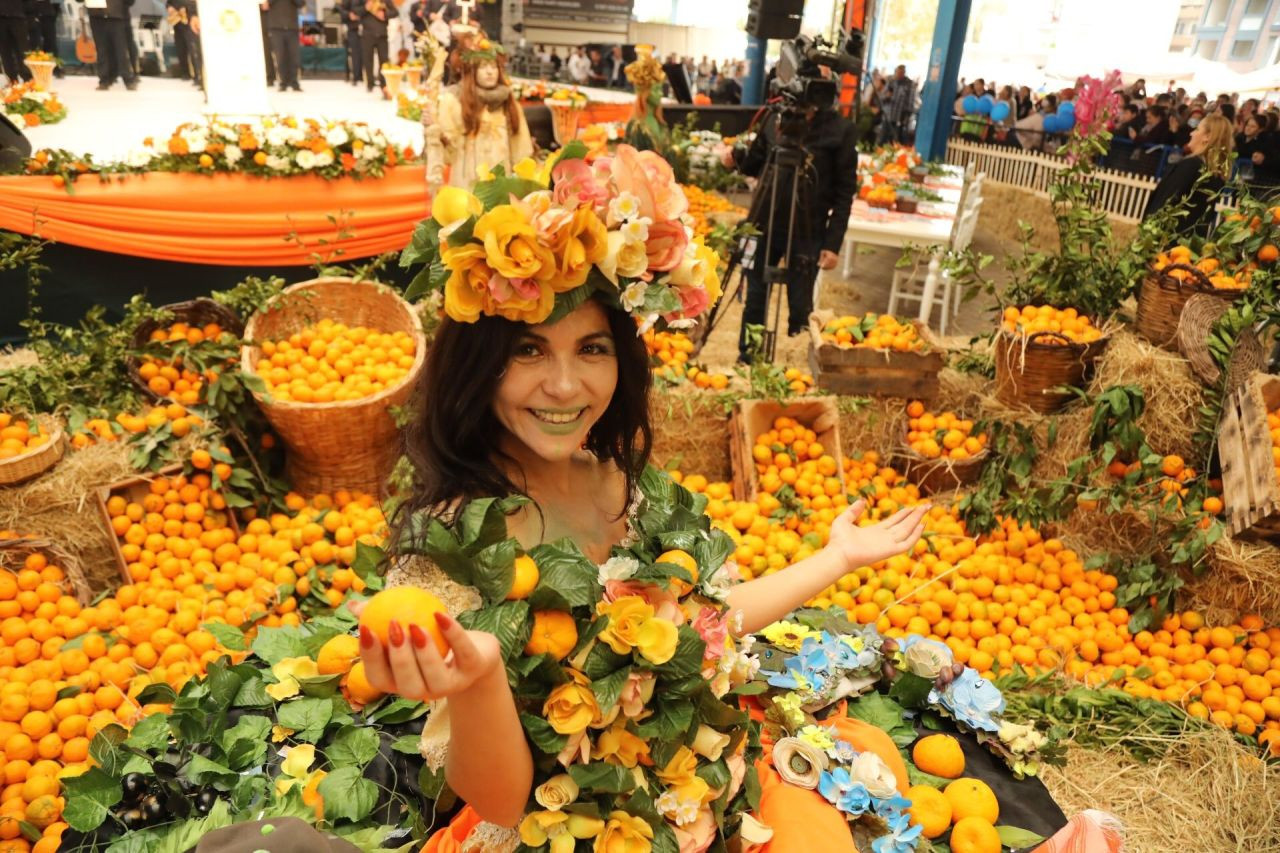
top-left (690, 607), bottom-right (729, 662)
top-left (610, 144), bottom-right (688, 223)
top-left (551, 157), bottom-right (612, 212)
top-left (644, 220), bottom-right (689, 272)
top-left (602, 580), bottom-right (685, 626)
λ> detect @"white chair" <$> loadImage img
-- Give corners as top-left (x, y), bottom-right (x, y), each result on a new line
top-left (887, 175), bottom-right (984, 335)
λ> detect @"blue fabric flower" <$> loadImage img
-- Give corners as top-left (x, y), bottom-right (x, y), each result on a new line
top-left (937, 667), bottom-right (1006, 732)
top-left (817, 768), bottom-right (871, 815)
top-left (828, 737), bottom-right (858, 764)
top-left (870, 806), bottom-right (924, 853)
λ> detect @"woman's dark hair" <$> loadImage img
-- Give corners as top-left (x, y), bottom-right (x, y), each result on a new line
top-left (390, 297), bottom-right (652, 550)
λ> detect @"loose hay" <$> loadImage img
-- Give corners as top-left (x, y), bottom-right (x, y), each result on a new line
top-left (838, 397), bottom-right (906, 459)
top-left (0, 441), bottom-right (135, 596)
top-left (1089, 328), bottom-right (1203, 462)
top-left (1042, 729), bottom-right (1280, 853)
top-left (1187, 537), bottom-right (1280, 626)
top-left (650, 387), bottom-right (733, 482)
top-left (0, 348), bottom-right (39, 372)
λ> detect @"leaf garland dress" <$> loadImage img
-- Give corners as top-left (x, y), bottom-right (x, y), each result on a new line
top-left (386, 467), bottom-right (918, 853)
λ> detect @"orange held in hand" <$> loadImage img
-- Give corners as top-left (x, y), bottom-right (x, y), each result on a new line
top-left (358, 587), bottom-right (450, 655)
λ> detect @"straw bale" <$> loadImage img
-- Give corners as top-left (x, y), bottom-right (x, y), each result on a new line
top-left (0, 441), bottom-right (135, 595)
top-left (650, 387), bottom-right (733, 483)
top-left (1042, 729), bottom-right (1280, 853)
top-left (978, 185), bottom-right (1139, 254)
top-left (1185, 537), bottom-right (1280, 626)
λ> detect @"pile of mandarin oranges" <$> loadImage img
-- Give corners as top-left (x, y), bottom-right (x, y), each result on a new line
top-left (254, 319), bottom-right (417, 404)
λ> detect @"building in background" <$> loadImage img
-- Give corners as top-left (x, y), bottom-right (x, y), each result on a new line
top-left (1170, 1), bottom-right (1205, 52)
top-left (1193, 0), bottom-right (1280, 70)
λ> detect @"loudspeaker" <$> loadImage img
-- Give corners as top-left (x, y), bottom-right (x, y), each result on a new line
top-left (745, 0), bottom-right (803, 40)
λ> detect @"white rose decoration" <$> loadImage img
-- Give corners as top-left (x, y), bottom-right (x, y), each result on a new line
top-left (533, 773), bottom-right (579, 811)
top-left (266, 126), bottom-right (290, 147)
top-left (325, 127), bottom-right (350, 147)
top-left (314, 150), bottom-right (334, 167)
top-left (903, 639), bottom-right (953, 680)
top-left (223, 145), bottom-right (242, 165)
top-left (597, 555), bottom-right (639, 585)
top-left (848, 751), bottom-right (898, 799)
top-left (295, 149), bottom-right (317, 170)
top-left (691, 725), bottom-right (730, 762)
top-left (265, 154), bottom-right (290, 171)
top-left (600, 232), bottom-right (650, 286)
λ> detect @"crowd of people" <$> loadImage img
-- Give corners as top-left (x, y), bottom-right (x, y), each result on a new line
top-left (526, 45), bottom-right (748, 104)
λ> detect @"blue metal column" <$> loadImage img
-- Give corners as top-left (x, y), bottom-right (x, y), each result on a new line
top-left (915, 0), bottom-right (972, 161)
top-left (744, 34), bottom-right (767, 106)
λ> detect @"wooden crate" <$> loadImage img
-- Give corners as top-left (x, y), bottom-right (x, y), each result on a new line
top-left (1218, 373), bottom-right (1280, 540)
top-left (95, 465), bottom-right (240, 585)
top-left (807, 310), bottom-right (944, 401)
top-left (729, 396), bottom-right (844, 501)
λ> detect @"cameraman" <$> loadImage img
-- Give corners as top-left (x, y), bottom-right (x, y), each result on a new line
top-left (724, 80), bottom-right (859, 361)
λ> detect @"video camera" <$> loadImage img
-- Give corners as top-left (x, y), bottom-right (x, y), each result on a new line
top-left (772, 30), bottom-right (864, 111)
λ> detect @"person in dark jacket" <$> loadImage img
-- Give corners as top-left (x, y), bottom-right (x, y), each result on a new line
top-left (1144, 113), bottom-right (1233, 237)
top-left (728, 102), bottom-right (859, 358)
top-left (1237, 113), bottom-right (1280, 186)
top-left (341, 0), bottom-right (361, 84)
top-left (26, 0), bottom-right (60, 75)
top-left (78, 0), bottom-right (136, 89)
top-left (1133, 105), bottom-right (1174, 146)
top-left (167, 0), bottom-right (201, 86)
top-left (0, 0), bottom-right (32, 83)
top-left (262, 0), bottom-right (303, 91)
top-left (360, 0), bottom-right (388, 95)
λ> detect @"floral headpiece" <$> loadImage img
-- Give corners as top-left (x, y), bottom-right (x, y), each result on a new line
top-left (461, 36), bottom-right (505, 65)
top-left (401, 141), bottom-right (722, 331)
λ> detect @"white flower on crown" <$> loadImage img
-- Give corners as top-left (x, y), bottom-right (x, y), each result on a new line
top-left (598, 555), bottom-right (639, 586)
top-left (295, 149), bottom-right (317, 169)
top-left (620, 281), bottom-right (648, 312)
top-left (314, 150), bottom-right (334, 168)
top-left (325, 127), bottom-right (350, 147)
top-left (655, 789), bottom-right (702, 827)
top-left (607, 192), bottom-right (642, 227)
top-left (265, 154), bottom-right (289, 171)
top-left (223, 145), bottom-right (243, 165)
top-left (637, 312), bottom-right (661, 335)
top-left (619, 218), bottom-right (650, 245)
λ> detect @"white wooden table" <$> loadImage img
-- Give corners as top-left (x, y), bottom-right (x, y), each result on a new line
top-left (838, 163), bottom-right (967, 323)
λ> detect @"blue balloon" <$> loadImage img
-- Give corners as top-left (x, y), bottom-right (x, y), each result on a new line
top-left (976, 94), bottom-right (993, 115)
top-left (1057, 112), bottom-right (1076, 131)
top-left (1043, 114), bottom-right (1060, 134)
top-left (1058, 101), bottom-right (1075, 115)
top-left (991, 102), bottom-right (1011, 122)
top-left (963, 95), bottom-right (979, 114)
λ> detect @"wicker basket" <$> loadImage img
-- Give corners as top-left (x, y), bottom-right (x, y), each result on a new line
top-left (895, 447), bottom-right (988, 495)
top-left (1177, 293), bottom-right (1267, 396)
top-left (0, 534), bottom-right (93, 604)
top-left (241, 277), bottom-right (426, 496)
top-left (994, 330), bottom-right (1109, 414)
top-left (127, 298), bottom-right (244, 401)
top-left (1135, 263), bottom-right (1241, 350)
top-left (0, 416), bottom-right (65, 487)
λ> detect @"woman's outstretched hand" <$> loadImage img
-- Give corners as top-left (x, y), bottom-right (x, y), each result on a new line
top-left (826, 500), bottom-right (930, 571)
top-left (348, 600), bottom-right (504, 702)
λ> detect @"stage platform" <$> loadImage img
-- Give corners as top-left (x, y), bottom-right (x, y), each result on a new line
top-left (20, 75), bottom-right (425, 163)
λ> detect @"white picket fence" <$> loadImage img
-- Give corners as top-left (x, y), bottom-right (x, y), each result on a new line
top-left (943, 139), bottom-right (1158, 223)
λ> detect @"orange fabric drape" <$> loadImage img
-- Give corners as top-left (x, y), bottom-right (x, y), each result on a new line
top-left (578, 103), bottom-right (632, 129)
top-left (0, 166), bottom-right (428, 266)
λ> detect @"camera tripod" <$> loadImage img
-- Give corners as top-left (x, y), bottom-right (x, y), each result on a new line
top-left (701, 107), bottom-right (818, 363)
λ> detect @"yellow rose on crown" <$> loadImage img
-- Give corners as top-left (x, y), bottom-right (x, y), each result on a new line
top-left (595, 811), bottom-right (654, 853)
top-left (596, 596), bottom-right (679, 665)
top-left (442, 242), bottom-right (556, 324)
top-left (543, 668), bottom-right (602, 735)
top-left (520, 809), bottom-right (605, 853)
top-left (548, 206), bottom-right (609, 289)
top-left (473, 204), bottom-right (557, 285)
top-left (592, 720), bottom-right (651, 768)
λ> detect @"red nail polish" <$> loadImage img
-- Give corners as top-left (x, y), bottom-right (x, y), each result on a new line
top-left (359, 625), bottom-right (374, 648)
top-left (388, 620), bottom-right (405, 647)
top-left (434, 611), bottom-right (451, 629)
top-left (409, 624), bottom-right (429, 649)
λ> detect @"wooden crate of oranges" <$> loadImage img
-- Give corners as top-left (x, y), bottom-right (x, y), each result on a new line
top-left (95, 464), bottom-right (241, 586)
top-left (1218, 372), bottom-right (1280, 540)
top-left (807, 309), bottom-right (944, 401)
top-left (728, 396), bottom-right (844, 501)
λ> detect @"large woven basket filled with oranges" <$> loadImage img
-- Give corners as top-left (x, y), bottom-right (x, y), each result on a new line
top-left (0, 413), bottom-right (66, 487)
top-left (1137, 246), bottom-right (1247, 350)
top-left (894, 402), bottom-right (989, 495)
top-left (126, 298), bottom-right (244, 402)
top-left (993, 305), bottom-right (1110, 414)
top-left (240, 277), bottom-right (426, 496)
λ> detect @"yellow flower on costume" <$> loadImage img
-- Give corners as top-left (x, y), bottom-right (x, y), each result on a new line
top-left (442, 241), bottom-right (554, 324)
top-left (544, 669), bottom-right (602, 735)
top-left (593, 720), bottom-right (651, 768)
top-left (520, 810), bottom-right (605, 853)
top-left (473, 205), bottom-right (556, 284)
top-left (597, 596), bottom-right (679, 665)
top-left (694, 239), bottom-right (723, 304)
top-left (595, 810), bottom-right (654, 853)
top-left (431, 186), bottom-right (483, 229)
top-left (547, 206), bottom-right (609, 289)
top-left (275, 742), bottom-right (328, 817)
top-left (514, 156), bottom-right (553, 186)
top-left (265, 656), bottom-right (321, 700)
